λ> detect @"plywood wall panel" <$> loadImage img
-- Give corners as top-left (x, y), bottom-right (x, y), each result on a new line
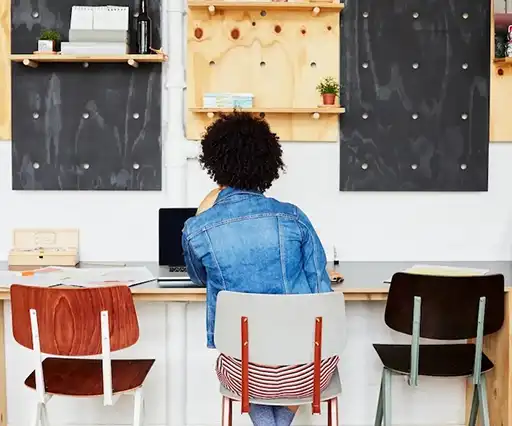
top-left (0, 0), bottom-right (11, 141)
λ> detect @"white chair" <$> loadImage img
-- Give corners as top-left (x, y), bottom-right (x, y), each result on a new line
top-left (215, 291), bottom-right (346, 426)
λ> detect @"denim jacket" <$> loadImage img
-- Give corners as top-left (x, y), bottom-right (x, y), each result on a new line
top-left (182, 187), bottom-right (332, 348)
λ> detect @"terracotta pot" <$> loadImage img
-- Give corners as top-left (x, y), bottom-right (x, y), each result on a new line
top-left (322, 93), bottom-right (336, 105)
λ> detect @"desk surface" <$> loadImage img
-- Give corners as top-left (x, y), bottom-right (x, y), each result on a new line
top-left (0, 261), bottom-right (511, 301)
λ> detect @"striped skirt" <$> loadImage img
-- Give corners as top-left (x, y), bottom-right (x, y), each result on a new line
top-left (216, 354), bottom-right (339, 400)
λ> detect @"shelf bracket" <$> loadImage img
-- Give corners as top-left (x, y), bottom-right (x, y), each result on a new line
top-left (312, 6), bottom-right (320, 16)
top-left (208, 5), bottom-right (216, 15)
top-left (22, 59), bottom-right (38, 68)
top-left (127, 59), bottom-right (139, 68)
top-left (312, 112), bottom-right (320, 120)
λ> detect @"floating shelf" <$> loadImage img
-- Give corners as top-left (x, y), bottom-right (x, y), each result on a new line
top-left (190, 107), bottom-right (345, 117)
top-left (188, 1), bottom-right (344, 13)
top-left (494, 57), bottom-right (512, 64)
top-left (10, 54), bottom-right (167, 68)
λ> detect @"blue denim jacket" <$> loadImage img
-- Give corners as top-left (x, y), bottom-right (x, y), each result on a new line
top-left (182, 187), bottom-right (332, 348)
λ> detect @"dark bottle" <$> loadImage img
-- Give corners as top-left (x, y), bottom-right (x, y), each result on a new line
top-left (136, 0), bottom-right (152, 54)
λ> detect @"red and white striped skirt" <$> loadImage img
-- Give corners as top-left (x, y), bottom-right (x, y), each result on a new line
top-left (216, 354), bottom-right (339, 400)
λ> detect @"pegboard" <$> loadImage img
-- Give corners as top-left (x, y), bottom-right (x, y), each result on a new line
top-left (186, 5), bottom-right (342, 142)
top-left (11, 0), bottom-right (162, 190)
top-left (340, 0), bottom-right (490, 191)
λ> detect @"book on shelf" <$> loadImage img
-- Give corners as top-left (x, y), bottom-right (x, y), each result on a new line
top-left (69, 29), bottom-right (129, 43)
top-left (60, 42), bottom-right (129, 55)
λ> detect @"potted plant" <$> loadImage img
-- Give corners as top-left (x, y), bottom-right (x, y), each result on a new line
top-left (37, 29), bottom-right (61, 53)
top-left (316, 76), bottom-right (341, 106)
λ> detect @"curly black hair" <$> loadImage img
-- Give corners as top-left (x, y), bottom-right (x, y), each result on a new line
top-left (199, 111), bottom-right (285, 192)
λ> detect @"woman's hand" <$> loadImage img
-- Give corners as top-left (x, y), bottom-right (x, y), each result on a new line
top-left (328, 270), bottom-right (344, 283)
top-left (196, 188), bottom-right (222, 215)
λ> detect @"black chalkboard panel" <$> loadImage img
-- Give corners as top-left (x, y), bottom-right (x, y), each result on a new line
top-left (340, 0), bottom-right (490, 191)
top-left (11, 0), bottom-right (162, 190)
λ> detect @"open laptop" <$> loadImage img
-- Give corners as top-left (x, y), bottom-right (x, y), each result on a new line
top-left (158, 208), bottom-right (202, 286)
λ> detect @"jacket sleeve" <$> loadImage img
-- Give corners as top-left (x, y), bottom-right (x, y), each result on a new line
top-left (182, 231), bottom-right (207, 286)
top-left (297, 208), bottom-right (332, 293)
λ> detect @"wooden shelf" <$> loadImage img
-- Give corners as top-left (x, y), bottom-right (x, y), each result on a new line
top-left (190, 107), bottom-right (345, 115)
top-left (188, 1), bottom-right (344, 13)
top-left (10, 54), bottom-right (166, 68)
top-left (494, 57), bottom-right (512, 64)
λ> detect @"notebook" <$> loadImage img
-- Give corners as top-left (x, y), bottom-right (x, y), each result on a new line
top-left (384, 264), bottom-right (490, 283)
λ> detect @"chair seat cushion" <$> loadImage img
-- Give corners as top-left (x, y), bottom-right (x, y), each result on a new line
top-left (373, 343), bottom-right (494, 377)
top-left (219, 368), bottom-right (342, 405)
top-left (25, 357), bottom-right (155, 396)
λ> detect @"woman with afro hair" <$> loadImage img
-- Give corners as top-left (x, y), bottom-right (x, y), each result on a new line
top-left (182, 111), bottom-right (340, 426)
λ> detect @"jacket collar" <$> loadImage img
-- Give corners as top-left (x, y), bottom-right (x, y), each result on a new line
top-left (214, 187), bottom-right (262, 205)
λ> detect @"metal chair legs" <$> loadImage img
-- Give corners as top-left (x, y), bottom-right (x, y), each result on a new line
top-left (327, 398), bottom-right (339, 426)
top-left (468, 385), bottom-right (479, 426)
top-left (221, 396), bottom-right (233, 426)
top-left (375, 370), bottom-right (491, 426)
top-left (477, 375), bottom-right (490, 426)
top-left (375, 368), bottom-right (392, 426)
top-left (467, 375), bottom-right (490, 426)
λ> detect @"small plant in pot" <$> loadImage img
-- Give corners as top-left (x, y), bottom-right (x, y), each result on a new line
top-left (316, 76), bottom-right (340, 106)
top-left (38, 29), bottom-right (61, 53)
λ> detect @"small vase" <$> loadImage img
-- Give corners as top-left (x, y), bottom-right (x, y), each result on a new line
top-left (37, 40), bottom-right (55, 53)
top-left (322, 93), bottom-right (336, 105)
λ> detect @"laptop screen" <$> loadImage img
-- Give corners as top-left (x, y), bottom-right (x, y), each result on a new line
top-left (159, 208), bottom-right (197, 266)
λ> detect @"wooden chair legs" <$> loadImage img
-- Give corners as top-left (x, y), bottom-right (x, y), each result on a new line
top-left (327, 398), bottom-right (339, 426)
top-left (222, 396), bottom-right (233, 426)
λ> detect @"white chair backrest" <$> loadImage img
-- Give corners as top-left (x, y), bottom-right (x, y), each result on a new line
top-left (215, 291), bottom-right (346, 366)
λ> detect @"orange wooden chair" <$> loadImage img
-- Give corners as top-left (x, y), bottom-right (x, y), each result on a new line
top-left (10, 284), bottom-right (155, 426)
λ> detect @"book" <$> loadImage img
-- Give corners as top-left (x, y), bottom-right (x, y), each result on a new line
top-left (384, 264), bottom-right (490, 283)
top-left (69, 29), bottom-right (129, 43)
top-left (60, 42), bottom-right (129, 55)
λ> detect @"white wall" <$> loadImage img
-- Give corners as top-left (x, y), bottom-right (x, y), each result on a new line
top-left (2, 133), bottom-right (512, 262)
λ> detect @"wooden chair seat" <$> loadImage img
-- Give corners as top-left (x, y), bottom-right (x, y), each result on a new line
top-left (24, 357), bottom-right (155, 396)
top-left (373, 343), bottom-right (494, 377)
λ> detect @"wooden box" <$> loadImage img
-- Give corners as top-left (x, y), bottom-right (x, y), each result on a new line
top-left (8, 228), bottom-right (79, 267)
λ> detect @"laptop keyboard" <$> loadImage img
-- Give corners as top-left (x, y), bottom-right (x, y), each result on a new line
top-left (169, 266), bottom-right (187, 273)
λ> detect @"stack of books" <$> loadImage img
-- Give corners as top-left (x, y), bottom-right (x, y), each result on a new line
top-left (61, 6), bottom-right (129, 55)
top-left (203, 93), bottom-right (255, 108)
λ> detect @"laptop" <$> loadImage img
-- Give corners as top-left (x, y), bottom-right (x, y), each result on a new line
top-left (158, 208), bottom-right (200, 286)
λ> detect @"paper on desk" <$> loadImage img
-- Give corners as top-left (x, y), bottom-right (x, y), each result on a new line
top-left (0, 266), bottom-right (155, 288)
top-left (65, 266), bottom-right (155, 287)
top-left (0, 271), bottom-right (59, 288)
top-left (384, 264), bottom-right (490, 283)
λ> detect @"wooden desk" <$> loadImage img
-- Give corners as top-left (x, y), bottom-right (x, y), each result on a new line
top-left (0, 261), bottom-right (511, 426)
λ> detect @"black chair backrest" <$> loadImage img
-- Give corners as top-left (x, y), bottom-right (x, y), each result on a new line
top-left (385, 273), bottom-right (505, 340)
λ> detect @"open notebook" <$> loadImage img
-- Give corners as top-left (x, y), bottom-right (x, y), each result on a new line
top-left (384, 264), bottom-right (490, 283)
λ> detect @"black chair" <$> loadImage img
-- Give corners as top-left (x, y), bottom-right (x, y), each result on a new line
top-left (373, 272), bottom-right (505, 426)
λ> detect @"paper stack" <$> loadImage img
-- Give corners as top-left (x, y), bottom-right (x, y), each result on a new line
top-left (203, 93), bottom-right (255, 108)
top-left (61, 6), bottom-right (130, 55)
